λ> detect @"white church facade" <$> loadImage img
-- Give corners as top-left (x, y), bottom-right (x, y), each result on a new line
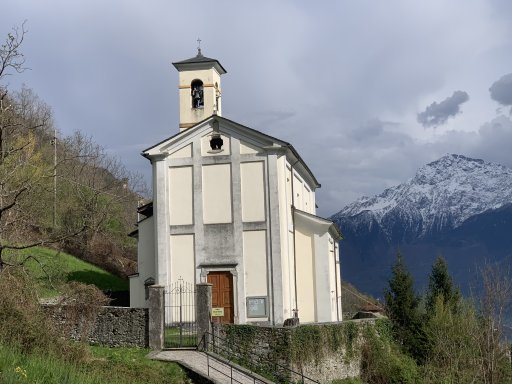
top-left (129, 49), bottom-right (343, 325)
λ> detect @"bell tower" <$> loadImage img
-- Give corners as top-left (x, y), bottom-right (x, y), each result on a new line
top-left (172, 45), bottom-right (227, 131)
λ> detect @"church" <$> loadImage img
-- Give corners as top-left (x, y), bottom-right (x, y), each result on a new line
top-left (129, 48), bottom-right (343, 325)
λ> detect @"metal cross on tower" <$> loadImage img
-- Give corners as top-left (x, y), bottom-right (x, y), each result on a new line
top-left (197, 38), bottom-right (202, 56)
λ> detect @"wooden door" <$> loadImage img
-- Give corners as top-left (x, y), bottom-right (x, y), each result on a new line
top-left (207, 271), bottom-right (234, 323)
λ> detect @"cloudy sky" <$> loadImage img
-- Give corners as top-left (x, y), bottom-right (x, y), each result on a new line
top-left (2, 0), bottom-right (512, 216)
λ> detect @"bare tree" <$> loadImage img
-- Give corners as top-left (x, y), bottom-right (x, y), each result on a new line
top-left (477, 262), bottom-right (512, 384)
top-left (0, 24), bottom-right (85, 271)
top-left (0, 23), bottom-right (145, 278)
top-left (0, 86), bottom-right (83, 271)
top-left (57, 131), bottom-right (144, 275)
top-left (0, 21), bottom-right (27, 82)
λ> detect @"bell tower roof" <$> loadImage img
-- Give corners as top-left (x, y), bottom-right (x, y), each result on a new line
top-left (172, 49), bottom-right (227, 74)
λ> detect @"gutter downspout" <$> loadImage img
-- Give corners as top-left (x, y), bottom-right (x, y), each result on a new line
top-left (290, 161), bottom-right (299, 318)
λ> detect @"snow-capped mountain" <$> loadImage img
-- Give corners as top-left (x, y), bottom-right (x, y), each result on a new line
top-left (331, 154), bottom-right (512, 297)
top-left (332, 154), bottom-right (512, 242)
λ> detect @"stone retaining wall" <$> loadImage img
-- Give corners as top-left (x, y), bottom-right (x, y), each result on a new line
top-left (212, 321), bottom-right (370, 383)
top-left (43, 304), bottom-right (149, 347)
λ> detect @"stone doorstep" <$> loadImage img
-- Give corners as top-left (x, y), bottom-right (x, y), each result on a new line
top-left (148, 350), bottom-right (274, 384)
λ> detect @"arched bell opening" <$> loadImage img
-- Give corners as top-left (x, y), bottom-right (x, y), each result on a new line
top-left (191, 79), bottom-right (204, 108)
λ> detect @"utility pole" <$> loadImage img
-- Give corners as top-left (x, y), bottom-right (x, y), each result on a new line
top-left (0, 98), bottom-right (3, 212)
top-left (0, 98), bottom-right (3, 163)
top-left (0, 99), bottom-right (12, 210)
top-left (51, 128), bottom-right (57, 228)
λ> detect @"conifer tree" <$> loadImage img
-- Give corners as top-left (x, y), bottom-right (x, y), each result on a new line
top-left (425, 256), bottom-right (460, 315)
top-left (384, 252), bottom-right (427, 362)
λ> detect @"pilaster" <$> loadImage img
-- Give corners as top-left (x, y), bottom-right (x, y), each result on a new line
top-left (266, 153), bottom-right (284, 325)
top-left (152, 155), bottom-right (170, 286)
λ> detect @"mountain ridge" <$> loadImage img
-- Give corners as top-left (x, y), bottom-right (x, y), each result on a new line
top-left (332, 154), bottom-right (512, 241)
top-left (331, 154), bottom-right (512, 297)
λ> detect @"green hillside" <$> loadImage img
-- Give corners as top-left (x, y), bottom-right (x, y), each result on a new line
top-left (4, 247), bottom-right (128, 297)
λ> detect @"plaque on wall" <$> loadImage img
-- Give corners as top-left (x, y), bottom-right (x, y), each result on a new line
top-left (246, 296), bottom-right (267, 318)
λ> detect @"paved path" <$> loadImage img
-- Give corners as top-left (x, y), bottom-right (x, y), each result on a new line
top-left (150, 349), bottom-right (271, 384)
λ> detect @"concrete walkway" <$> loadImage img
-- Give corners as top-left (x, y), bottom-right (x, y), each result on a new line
top-left (150, 349), bottom-right (272, 384)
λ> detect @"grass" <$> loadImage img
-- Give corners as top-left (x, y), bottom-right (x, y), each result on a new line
top-left (0, 266), bottom-right (189, 384)
top-left (88, 346), bottom-right (188, 384)
top-left (0, 343), bottom-right (188, 384)
top-left (164, 326), bottom-right (198, 348)
top-left (4, 246), bottom-right (128, 297)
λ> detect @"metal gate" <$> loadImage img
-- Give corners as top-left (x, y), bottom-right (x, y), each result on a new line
top-left (164, 278), bottom-right (197, 348)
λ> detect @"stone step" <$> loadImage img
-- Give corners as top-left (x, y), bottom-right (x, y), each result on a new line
top-left (150, 349), bottom-right (272, 384)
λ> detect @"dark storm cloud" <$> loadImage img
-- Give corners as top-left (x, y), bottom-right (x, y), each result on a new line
top-left (2, 0), bottom-right (512, 215)
top-left (417, 91), bottom-right (470, 128)
top-left (489, 73), bottom-right (512, 108)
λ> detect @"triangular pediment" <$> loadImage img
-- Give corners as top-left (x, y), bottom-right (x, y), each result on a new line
top-left (143, 116), bottom-right (285, 158)
top-left (142, 115), bottom-right (320, 188)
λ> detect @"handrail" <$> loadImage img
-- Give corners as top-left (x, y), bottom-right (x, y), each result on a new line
top-left (197, 332), bottom-right (319, 384)
top-left (198, 333), bottom-right (267, 384)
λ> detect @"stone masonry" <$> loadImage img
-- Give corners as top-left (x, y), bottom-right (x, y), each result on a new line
top-left (43, 304), bottom-right (149, 347)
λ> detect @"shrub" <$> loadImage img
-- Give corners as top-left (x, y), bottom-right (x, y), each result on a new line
top-left (360, 322), bottom-right (419, 384)
top-left (0, 267), bottom-right (89, 362)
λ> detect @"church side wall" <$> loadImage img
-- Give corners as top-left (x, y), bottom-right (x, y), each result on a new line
top-left (327, 235), bottom-right (338, 321)
top-left (292, 170), bottom-right (315, 215)
top-left (293, 211), bottom-right (343, 323)
top-left (313, 232), bottom-right (333, 322)
top-left (295, 228), bottom-right (316, 323)
top-left (129, 217), bottom-right (155, 308)
top-left (334, 240), bottom-right (343, 321)
top-left (329, 234), bottom-right (343, 321)
top-left (276, 158), bottom-right (324, 323)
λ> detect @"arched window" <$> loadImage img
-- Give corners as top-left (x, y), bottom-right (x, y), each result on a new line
top-left (191, 79), bottom-right (204, 108)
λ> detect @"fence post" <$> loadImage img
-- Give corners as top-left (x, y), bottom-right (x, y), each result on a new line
top-left (148, 285), bottom-right (165, 350)
top-left (196, 283), bottom-right (212, 347)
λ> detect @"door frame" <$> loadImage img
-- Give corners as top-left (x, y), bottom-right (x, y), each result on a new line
top-left (200, 265), bottom-right (238, 323)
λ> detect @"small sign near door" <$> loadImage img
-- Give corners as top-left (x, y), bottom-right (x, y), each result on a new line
top-left (212, 307), bottom-right (225, 317)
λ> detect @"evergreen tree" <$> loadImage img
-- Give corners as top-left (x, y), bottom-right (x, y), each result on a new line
top-left (425, 256), bottom-right (460, 315)
top-left (384, 252), bottom-right (427, 362)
